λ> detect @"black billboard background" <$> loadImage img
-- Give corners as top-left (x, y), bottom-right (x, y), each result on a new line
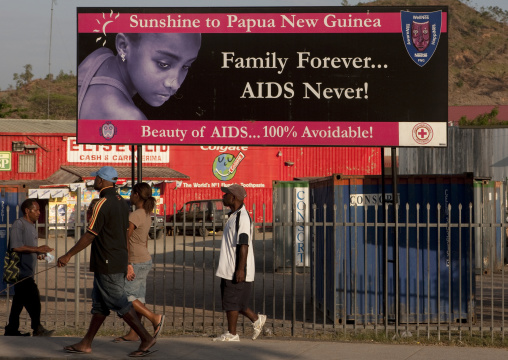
top-left (77, 6), bottom-right (448, 124)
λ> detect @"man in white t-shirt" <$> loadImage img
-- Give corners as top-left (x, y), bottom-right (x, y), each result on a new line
top-left (214, 184), bottom-right (266, 342)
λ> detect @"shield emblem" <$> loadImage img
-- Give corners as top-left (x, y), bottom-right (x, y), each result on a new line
top-left (100, 122), bottom-right (117, 140)
top-left (401, 11), bottom-right (442, 67)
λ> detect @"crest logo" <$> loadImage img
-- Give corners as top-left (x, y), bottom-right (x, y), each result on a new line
top-left (401, 11), bottom-right (442, 67)
top-left (412, 123), bottom-right (433, 145)
top-left (100, 122), bottom-right (117, 140)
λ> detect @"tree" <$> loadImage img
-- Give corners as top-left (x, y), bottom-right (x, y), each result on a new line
top-left (458, 107), bottom-right (506, 126)
top-left (13, 64), bottom-right (34, 89)
top-left (0, 100), bottom-right (19, 118)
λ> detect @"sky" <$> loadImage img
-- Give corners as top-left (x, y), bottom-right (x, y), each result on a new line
top-left (0, 0), bottom-right (506, 90)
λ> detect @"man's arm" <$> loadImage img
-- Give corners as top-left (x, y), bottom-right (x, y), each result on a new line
top-left (12, 244), bottom-right (53, 254)
top-left (10, 220), bottom-right (53, 255)
top-left (235, 244), bottom-right (248, 283)
top-left (57, 231), bottom-right (95, 267)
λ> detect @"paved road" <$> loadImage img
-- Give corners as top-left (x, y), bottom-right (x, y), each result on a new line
top-left (0, 335), bottom-right (507, 360)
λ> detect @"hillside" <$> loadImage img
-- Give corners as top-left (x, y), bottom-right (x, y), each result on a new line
top-left (0, 75), bottom-right (76, 120)
top-left (0, 0), bottom-right (506, 120)
top-left (359, 0), bottom-right (507, 105)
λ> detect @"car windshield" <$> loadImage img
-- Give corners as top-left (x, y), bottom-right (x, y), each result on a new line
top-left (180, 200), bottom-right (224, 213)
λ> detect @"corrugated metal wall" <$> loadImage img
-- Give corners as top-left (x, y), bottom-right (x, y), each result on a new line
top-left (276, 146), bottom-right (380, 179)
top-left (1, 132), bottom-right (382, 224)
top-left (159, 184), bottom-right (273, 224)
top-left (165, 146), bottom-right (381, 223)
top-left (399, 127), bottom-right (508, 181)
top-left (0, 135), bottom-right (67, 181)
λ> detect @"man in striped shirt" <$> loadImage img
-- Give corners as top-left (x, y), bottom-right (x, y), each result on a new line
top-left (57, 166), bottom-right (156, 357)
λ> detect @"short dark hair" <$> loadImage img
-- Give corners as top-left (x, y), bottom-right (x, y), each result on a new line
top-left (21, 198), bottom-right (38, 216)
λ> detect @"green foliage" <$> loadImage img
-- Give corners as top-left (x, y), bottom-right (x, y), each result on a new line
top-left (313, 329), bottom-right (508, 348)
top-left (458, 107), bottom-right (508, 126)
top-left (49, 93), bottom-right (77, 119)
top-left (480, 6), bottom-right (508, 24)
top-left (28, 88), bottom-right (76, 119)
top-left (0, 98), bottom-right (26, 118)
top-left (13, 64), bottom-right (34, 89)
top-left (2, 68), bottom-right (76, 119)
top-left (0, 100), bottom-right (18, 118)
top-left (55, 70), bottom-right (75, 82)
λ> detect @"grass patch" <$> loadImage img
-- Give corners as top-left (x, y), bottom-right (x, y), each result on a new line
top-left (299, 329), bottom-right (508, 348)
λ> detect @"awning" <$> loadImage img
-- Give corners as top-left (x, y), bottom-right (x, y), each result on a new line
top-left (59, 165), bottom-right (190, 182)
top-left (25, 166), bottom-right (190, 198)
top-left (0, 180), bottom-right (52, 188)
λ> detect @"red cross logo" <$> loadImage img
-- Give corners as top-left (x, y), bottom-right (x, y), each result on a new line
top-left (412, 123), bottom-right (433, 145)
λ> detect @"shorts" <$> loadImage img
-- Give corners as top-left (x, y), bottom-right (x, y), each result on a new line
top-left (91, 273), bottom-right (131, 317)
top-left (220, 278), bottom-right (253, 312)
top-left (124, 259), bottom-right (152, 303)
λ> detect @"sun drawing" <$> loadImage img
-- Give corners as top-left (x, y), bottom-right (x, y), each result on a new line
top-left (93, 10), bottom-right (119, 46)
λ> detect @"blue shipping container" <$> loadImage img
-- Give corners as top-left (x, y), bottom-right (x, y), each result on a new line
top-left (310, 174), bottom-right (476, 324)
top-left (0, 185), bottom-right (26, 293)
top-left (473, 180), bottom-right (505, 274)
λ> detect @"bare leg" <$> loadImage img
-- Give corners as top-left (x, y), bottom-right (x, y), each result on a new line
top-left (64, 313), bottom-right (106, 353)
top-left (121, 307), bottom-right (156, 353)
top-left (115, 311), bottom-right (141, 342)
top-left (115, 301), bottom-right (163, 341)
top-left (132, 300), bottom-right (163, 331)
top-left (226, 310), bottom-right (239, 335)
top-left (240, 308), bottom-right (258, 323)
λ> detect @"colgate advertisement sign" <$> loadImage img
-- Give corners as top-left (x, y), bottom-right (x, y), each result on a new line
top-left (66, 137), bottom-right (169, 163)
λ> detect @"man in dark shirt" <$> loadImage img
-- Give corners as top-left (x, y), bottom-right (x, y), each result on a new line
top-left (58, 166), bottom-right (156, 357)
top-left (4, 199), bottom-right (54, 337)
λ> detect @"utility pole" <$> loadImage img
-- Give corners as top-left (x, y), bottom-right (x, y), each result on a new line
top-left (47, 0), bottom-right (55, 119)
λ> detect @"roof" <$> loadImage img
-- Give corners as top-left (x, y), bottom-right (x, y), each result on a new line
top-left (0, 180), bottom-right (53, 188)
top-left (448, 106), bottom-right (508, 125)
top-left (0, 119), bottom-right (75, 134)
top-left (60, 165), bottom-right (190, 181)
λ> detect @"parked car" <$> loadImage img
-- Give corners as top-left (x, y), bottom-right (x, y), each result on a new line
top-left (150, 214), bottom-right (165, 239)
top-left (167, 199), bottom-right (228, 237)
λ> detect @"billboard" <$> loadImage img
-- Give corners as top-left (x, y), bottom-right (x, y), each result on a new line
top-left (77, 6), bottom-right (448, 147)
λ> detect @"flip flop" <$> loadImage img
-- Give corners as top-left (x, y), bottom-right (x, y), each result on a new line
top-left (153, 315), bottom-right (165, 339)
top-left (128, 349), bottom-right (158, 357)
top-left (113, 336), bottom-right (138, 343)
top-left (64, 345), bottom-right (89, 354)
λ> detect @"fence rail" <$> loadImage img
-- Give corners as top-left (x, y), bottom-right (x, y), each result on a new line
top-left (1, 201), bottom-right (507, 342)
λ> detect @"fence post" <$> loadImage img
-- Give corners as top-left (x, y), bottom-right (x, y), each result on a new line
top-left (74, 187), bottom-right (81, 330)
top-left (292, 189), bottom-right (297, 336)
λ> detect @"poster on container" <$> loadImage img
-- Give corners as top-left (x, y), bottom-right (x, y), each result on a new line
top-left (294, 186), bottom-right (310, 267)
top-left (77, 6), bottom-right (447, 147)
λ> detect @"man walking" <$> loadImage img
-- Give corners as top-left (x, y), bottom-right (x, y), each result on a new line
top-left (215, 184), bottom-right (266, 341)
top-left (57, 166), bottom-right (156, 357)
top-left (4, 199), bottom-right (54, 337)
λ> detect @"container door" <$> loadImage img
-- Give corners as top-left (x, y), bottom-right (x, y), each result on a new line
top-left (0, 186), bottom-right (24, 293)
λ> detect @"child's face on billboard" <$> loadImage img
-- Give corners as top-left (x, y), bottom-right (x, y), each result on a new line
top-left (126, 33), bottom-right (201, 107)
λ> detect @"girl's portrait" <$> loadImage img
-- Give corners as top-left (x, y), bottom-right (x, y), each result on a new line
top-left (78, 33), bottom-right (202, 120)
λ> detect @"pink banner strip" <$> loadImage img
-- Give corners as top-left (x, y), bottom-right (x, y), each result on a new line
top-left (78, 120), bottom-right (399, 146)
top-left (78, 12), bottom-right (447, 34)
